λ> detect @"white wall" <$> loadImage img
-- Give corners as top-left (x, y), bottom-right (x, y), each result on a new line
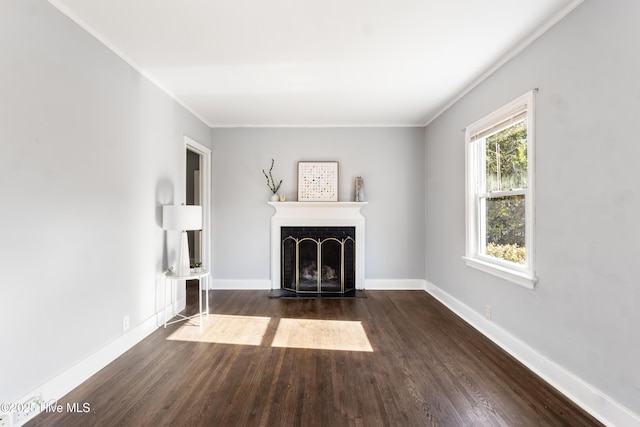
top-left (425, 0), bottom-right (640, 416)
top-left (0, 0), bottom-right (210, 404)
top-left (210, 127), bottom-right (425, 284)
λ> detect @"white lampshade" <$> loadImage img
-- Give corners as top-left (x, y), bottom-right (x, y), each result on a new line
top-left (162, 205), bottom-right (202, 231)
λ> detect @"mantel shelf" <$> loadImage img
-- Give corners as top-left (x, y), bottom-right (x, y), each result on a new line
top-left (268, 201), bottom-right (367, 208)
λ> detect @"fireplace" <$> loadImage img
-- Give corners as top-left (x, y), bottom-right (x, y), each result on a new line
top-left (281, 226), bottom-right (356, 294)
top-left (269, 202), bottom-right (367, 293)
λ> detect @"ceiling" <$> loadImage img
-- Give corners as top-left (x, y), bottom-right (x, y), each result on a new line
top-left (49, 0), bottom-right (581, 128)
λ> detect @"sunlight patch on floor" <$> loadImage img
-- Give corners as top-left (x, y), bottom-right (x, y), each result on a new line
top-left (272, 318), bottom-right (374, 352)
top-left (166, 315), bottom-right (374, 352)
top-left (166, 314), bottom-right (271, 346)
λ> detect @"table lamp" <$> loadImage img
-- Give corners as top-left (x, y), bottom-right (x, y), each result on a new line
top-left (162, 204), bottom-right (202, 276)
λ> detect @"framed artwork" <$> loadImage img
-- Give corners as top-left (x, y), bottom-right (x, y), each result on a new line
top-left (297, 161), bottom-right (339, 201)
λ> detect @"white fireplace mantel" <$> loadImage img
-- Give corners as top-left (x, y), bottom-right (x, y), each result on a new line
top-left (268, 202), bottom-right (367, 290)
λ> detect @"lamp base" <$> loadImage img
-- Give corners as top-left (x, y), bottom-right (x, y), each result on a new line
top-left (177, 231), bottom-right (191, 276)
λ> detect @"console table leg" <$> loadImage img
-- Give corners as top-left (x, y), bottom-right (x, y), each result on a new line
top-left (198, 277), bottom-right (203, 329)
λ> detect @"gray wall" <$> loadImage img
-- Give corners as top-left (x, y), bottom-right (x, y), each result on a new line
top-left (0, 0), bottom-right (210, 403)
top-left (425, 0), bottom-right (640, 413)
top-left (210, 127), bottom-right (425, 282)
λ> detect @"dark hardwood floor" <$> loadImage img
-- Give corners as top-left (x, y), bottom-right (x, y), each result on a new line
top-left (29, 288), bottom-right (602, 426)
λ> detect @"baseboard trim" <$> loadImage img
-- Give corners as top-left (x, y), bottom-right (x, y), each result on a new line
top-left (424, 281), bottom-right (640, 427)
top-left (210, 279), bottom-right (272, 290)
top-left (364, 279), bottom-right (427, 290)
top-left (9, 314), bottom-right (160, 426)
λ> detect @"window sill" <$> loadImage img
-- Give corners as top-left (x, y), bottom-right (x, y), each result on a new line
top-left (462, 256), bottom-right (537, 289)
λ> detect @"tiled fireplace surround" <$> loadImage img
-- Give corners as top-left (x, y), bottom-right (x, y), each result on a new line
top-left (269, 202), bottom-right (367, 290)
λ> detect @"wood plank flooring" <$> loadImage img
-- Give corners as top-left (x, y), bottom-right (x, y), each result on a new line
top-left (29, 289), bottom-right (603, 426)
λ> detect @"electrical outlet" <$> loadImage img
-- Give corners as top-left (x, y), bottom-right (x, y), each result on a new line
top-left (0, 413), bottom-right (12, 427)
top-left (122, 315), bottom-right (130, 332)
top-left (13, 395), bottom-right (42, 426)
top-left (485, 304), bottom-right (491, 320)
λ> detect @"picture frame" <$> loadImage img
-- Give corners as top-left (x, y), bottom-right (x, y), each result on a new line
top-left (297, 161), bottom-right (339, 201)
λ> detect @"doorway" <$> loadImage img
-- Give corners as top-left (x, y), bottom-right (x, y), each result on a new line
top-left (186, 148), bottom-right (201, 266)
top-left (184, 136), bottom-right (211, 276)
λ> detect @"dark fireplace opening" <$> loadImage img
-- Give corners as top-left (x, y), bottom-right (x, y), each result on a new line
top-left (281, 226), bottom-right (355, 294)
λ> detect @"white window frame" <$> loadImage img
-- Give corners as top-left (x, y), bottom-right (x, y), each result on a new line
top-left (463, 91), bottom-right (537, 289)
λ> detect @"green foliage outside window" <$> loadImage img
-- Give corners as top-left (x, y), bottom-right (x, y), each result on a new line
top-left (484, 122), bottom-right (527, 264)
top-left (485, 122), bottom-right (527, 192)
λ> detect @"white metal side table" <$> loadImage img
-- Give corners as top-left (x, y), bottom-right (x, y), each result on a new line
top-left (164, 269), bottom-right (210, 328)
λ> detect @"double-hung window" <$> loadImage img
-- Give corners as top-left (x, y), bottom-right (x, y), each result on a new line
top-left (464, 91), bottom-right (537, 288)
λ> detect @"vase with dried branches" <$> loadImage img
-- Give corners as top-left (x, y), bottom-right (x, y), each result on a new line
top-left (262, 158), bottom-right (282, 201)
